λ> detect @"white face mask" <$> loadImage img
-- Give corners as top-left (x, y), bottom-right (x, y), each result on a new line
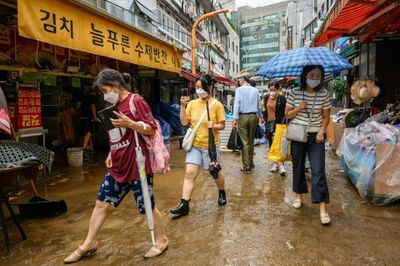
top-left (196, 88), bottom-right (208, 99)
top-left (270, 91), bottom-right (278, 97)
top-left (306, 79), bottom-right (321, 89)
top-left (104, 91), bottom-right (119, 104)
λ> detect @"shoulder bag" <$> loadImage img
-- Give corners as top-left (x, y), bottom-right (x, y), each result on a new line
top-left (286, 92), bottom-right (317, 143)
top-left (182, 100), bottom-right (217, 152)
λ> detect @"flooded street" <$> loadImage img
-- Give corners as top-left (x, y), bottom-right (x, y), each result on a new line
top-left (1, 141), bottom-right (400, 265)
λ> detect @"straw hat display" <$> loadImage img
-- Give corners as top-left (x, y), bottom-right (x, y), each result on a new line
top-left (350, 79), bottom-right (380, 105)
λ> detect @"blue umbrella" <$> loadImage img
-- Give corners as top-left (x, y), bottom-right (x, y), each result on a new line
top-left (256, 47), bottom-right (353, 78)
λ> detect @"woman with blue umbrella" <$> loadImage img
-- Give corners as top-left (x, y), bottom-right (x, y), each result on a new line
top-left (285, 65), bottom-right (332, 225)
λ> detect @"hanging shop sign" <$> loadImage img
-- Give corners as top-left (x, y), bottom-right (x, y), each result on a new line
top-left (17, 0), bottom-right (183, 73)
top-left (17, 88), bottom-right (42, 129)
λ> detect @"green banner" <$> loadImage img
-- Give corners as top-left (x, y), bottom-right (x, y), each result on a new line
top-left (71, 77), bottom-right (81, 88)
top-left (20, 72), bottom-right (38, 84)
top-left (43, 75), bottom-right (57, 86)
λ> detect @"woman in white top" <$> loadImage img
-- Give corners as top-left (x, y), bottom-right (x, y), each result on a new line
top-left (285, 65), bottom-right (332, 225)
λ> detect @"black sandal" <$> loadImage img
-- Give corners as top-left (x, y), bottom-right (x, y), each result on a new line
top-left (240, 167), bottom-right (251, 173)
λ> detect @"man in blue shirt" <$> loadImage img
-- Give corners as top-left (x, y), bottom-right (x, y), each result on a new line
top-left (233, 74), bottom-right (263, 172)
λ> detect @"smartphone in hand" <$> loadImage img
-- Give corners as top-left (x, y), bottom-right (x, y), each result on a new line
top-left (181, 88), bottom-right (189, 97)
top-left (97, 105), bottom-right (118, 130)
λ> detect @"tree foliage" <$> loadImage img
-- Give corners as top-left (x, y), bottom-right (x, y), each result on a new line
top-left (328, 79), bottom-right (348, 101)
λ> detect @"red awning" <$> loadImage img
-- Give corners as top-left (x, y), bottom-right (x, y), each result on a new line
top-left (313, 0), bottom-right (400, 46)
top-left (214, 76), bottom-right (237, 86)
top-left (180, 70), bottom-right (198, 82)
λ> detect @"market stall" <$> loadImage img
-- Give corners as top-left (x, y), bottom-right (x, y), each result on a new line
top-left (333, 71), bottom-right (400, 205)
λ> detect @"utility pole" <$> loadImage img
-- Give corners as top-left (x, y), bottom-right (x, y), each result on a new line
top-left (191, 8), bottom-right (229, 75)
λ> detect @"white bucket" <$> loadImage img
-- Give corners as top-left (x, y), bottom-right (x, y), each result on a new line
top-left (67, 147), bottom-right (83, 167)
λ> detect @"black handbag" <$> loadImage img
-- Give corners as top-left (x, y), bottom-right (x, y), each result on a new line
top-left (227, 127), bottom-right (243, 150)
top-left (255, 125), bottom-right (264, 139)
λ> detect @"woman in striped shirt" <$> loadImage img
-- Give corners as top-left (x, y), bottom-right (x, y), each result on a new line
top-left (285, 65), bottom-right (332, 225)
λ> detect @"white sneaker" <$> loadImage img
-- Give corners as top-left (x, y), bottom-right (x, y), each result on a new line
top-left (320, 213), bottom-right (331, 225)
top-left (279, 165), bottom-right (287, 176)
top-left (270, 163), bottom-right (279, 172)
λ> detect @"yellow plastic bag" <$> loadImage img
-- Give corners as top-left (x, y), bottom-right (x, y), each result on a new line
top-left (268, 124), bottom-right (291, 162)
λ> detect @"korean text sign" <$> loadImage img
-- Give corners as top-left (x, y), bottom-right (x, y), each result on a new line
top-left (18, 89), bottom-right (42, 129)
top-left (18, 0), bottom-right (183, 73)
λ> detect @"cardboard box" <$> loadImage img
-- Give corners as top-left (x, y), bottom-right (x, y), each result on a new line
top-left (326, 117), bottom-right (334, 142)
top-left (332, 122), bottom-right (344, 151)
top-left (374, 144), bottom-right (400, 198)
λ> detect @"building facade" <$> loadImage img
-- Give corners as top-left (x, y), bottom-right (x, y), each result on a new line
top-left (90, 0), bottom-right (159, 35)
top-left (226, 21), bottom-right (240, 79)
top-left (155, 0), bottom-right (231, 78)
top-left (95, 0), bottom-right (237, 80)
top-left (284, 0), bottom-right (338, 50)
top-left (220, 0), bottom-right (240, 79)
top-left (238, 2), bottom-right (289, 72)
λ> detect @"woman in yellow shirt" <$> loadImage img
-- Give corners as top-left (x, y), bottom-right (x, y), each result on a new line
top-left (170, 75), bottom-right (227, 218)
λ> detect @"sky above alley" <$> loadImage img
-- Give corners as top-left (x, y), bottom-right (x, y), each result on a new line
top-left (236, 0), bottom-right (285, 8)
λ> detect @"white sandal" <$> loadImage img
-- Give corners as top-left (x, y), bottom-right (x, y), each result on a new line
top-left (292, 199), bottom-right (302, 209)
top-left (320, 213), bottom-right (331, 225)
top-left (64, 243), bottom-right (98, 264)
top-left (144, 240), bottom-right (169, 258)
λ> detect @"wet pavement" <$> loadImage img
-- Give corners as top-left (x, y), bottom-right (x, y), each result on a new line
top-left (1, 141), bottom-right (400, 265)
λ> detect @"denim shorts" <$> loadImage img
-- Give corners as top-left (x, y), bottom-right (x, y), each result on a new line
top-left (185, 146), bottom-right (221, 169)
top-left (97, 171), bottom-right (155, 214)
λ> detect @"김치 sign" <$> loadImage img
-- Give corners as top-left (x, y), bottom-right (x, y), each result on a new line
top-left (17, 0), bottom-right (183, 73)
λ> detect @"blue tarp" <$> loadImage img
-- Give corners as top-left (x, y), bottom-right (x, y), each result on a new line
top-left (152, 102), bottom-right (185, 141)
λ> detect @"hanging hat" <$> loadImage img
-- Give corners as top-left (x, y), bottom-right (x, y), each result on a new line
top-left (350, 79), bottom-right (380, 105)
top-left (365, 79), bottom-right (380, 98)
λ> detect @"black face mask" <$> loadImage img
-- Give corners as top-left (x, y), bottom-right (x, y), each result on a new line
top-left (237, 81), bottom-right (241, 87)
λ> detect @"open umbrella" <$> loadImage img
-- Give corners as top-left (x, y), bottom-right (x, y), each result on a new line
top-left (133, 131), bottom-right (156, 246)
top-left (256, 47), bottom-right (353, 78)
top-left (206, 101), bottom-right (221, 179)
